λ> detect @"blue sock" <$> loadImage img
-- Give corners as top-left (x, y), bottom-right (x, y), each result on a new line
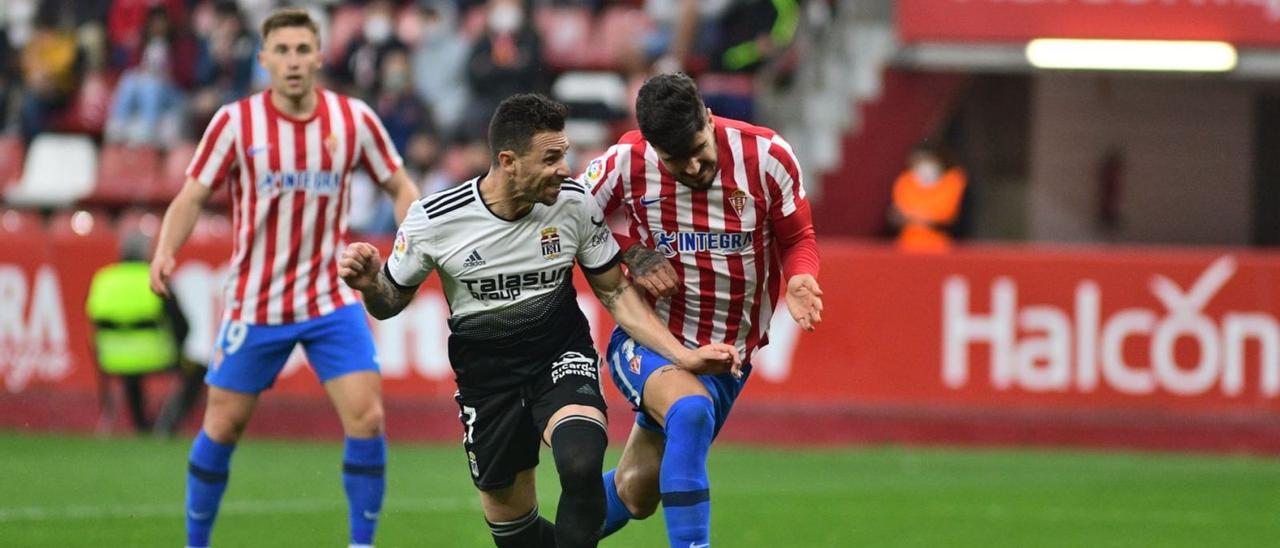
top-left (602, 468), bottom-right (635, 537)
top-left (186, 430), bottom-right (235, 548)
top-left (342, 435), bottom-right (386, 545)
top-left (660, 396), bottom-right (715, 547)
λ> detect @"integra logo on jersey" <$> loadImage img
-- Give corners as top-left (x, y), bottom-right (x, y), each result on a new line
top-left (257, 171), bottom-right (342, 197)
top-left (461, 266), bottom-right (570, 300)
top-left (652, 231), bottom-right (753, 258)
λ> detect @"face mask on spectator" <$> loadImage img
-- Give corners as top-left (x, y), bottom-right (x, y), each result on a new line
top-left (488, 5), bottom-right (522, 34)
top-left (912, 161), bottom-right (943, 186)
top-left (364, 14), bottom-right (393, 43)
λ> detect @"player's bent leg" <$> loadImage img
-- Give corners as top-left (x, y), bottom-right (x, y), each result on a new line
top-left (324, 371), bottom-right (387, 547)
top-left (187, 386), bottom-right (258, 548)
top-left (479, 468), bottom-right (557, 547)
top-left (602, 423), bottom-right (665, 537)
top-left (543, 405), bottom-right (609, 548)
top-left (643, 367), bottom-right (716, 548)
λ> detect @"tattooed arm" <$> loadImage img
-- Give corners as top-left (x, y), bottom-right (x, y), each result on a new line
top-left (621, 244), bottom-right (681, 298)
top-left (586, 264), bottom-right (740, 376)
top-left (338, 242), bottom-right (418, 320)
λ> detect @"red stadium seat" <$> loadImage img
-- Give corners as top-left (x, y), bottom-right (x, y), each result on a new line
top-left (89, 144), bottom-right (161, 208)
top-left (157, 141), bottom-right (198, 204)
top-left (0, 209), bottom-right (43, 236)
top-left (535, 7), bottom-right (593, 71)
top-left (0, 135), bottom-right (24, 193)
top-left (590, 7), bottom-right (652, 71)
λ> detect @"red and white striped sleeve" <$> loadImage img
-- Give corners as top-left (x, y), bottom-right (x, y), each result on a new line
top-left (186, 105), bottom-right (238, 188)
top-left (352, 99), bottom-right (404, 185)
top-left (581, 143), bottom-right (628, 216)
top-left (764, 133), bottom-right (819, 279)
top-left (764, 133), bottom-right (806, 218)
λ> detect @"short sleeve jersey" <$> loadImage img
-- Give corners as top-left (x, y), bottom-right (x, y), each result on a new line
top-left (385, 177), bottom-right (621, 387)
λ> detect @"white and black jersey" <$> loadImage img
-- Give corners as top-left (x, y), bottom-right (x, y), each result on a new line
top-left (385, 176), bottom-right (621, 389)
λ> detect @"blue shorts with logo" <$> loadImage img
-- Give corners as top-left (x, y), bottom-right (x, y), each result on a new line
top-left (206, 304), bottom-right (379, 394)
top-left (606, 326), bottom-right (750, 438)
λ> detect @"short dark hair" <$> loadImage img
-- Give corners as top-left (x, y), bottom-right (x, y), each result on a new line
top-left (635, 73), bottom-right (707, 159)
top-left (260, 8), bottom-right (319, 44)
top-left (488, 94), bottom-right (568, 163)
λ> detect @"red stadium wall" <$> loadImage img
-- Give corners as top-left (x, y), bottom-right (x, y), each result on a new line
top-left (3, 234), bottom-right (1280, 453)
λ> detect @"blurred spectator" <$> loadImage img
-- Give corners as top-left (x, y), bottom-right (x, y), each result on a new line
top-left (0, 13), bottom-right (15, 131)
top-left (411, 1), bottom-right (470, 140)
top-left (107, 0), bottom-right (185, 71)
top-left (19, 8), bottom-right (84, 140)
top-left (191, 1), bottom-right (258, 130)
top-left (629, 0), bottom-right (730, 75)
top-left (713, 0), bottom-right (799, 74)
top-left (196, 1), bottom-right (257, 98)
top-left (463, 0), bottom-right (544, 139)
top-left (889, 141), bottom-right (968, 253)
top-left (404, 130), bottom-right (452, 194)
top-left (105, 6), bottom-right (190, 147)
top-left (87, 230), bottom-right (202, 436)
top-left (331, 0), bottom-right (407, 100)
top-left (373, 46), bottom-right (434, 152)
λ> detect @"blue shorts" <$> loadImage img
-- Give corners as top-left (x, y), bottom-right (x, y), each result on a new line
top-left (606, 327), bottom-right (750, 438)
top-left (206, 304), bottom-right (379, 394)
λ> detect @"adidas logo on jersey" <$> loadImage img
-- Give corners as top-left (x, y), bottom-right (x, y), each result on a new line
top-left (462, 249), bottom-right (486, 267)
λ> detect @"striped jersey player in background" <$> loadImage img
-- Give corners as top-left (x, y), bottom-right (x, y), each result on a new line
top-left (148, 9), bottom-right (419, 548)
top-left (582, 73), bottom-right (824, 546)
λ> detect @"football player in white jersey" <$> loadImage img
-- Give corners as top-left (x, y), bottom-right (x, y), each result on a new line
top-left (338, 94), bottom-right (739, 548)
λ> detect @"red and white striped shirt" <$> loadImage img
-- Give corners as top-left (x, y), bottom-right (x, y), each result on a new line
top-left (187, 88), bottom-right (403, 325)
top-left (585, 116), bottom-right (815, 361)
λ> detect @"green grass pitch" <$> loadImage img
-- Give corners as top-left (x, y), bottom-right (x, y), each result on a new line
top-left (1, 431), bottom-right (1278, 547)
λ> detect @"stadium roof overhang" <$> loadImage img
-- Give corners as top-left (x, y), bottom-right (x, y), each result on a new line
top-left (894, 0), bottom-right (1280, 78)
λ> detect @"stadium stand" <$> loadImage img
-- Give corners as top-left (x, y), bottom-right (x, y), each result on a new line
top-left (90, 144), bottom-right (162, 208)
top-left (6, 133), bottom-right (99, 207)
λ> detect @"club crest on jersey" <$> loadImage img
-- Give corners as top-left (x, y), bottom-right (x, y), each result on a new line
top-left (540, 227), bottom-right (561, 259)
top-left (651, 230), bottom-right (753, 258)
top-left (729, 189), bottom-right (750, 216)
top-left (324, 133), bottom-right (339, 157)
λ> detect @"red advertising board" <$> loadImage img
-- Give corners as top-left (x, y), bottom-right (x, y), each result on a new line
top-left (898, 0), bottom-right (1280, 46)
top-left (2, 232), bottom-right (1279, 451)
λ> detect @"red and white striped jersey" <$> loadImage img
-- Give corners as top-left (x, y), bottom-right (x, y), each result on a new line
top-left (187, 88), bottom-right (403, 325)
top-left (584, 116), bottom-right (808, 361)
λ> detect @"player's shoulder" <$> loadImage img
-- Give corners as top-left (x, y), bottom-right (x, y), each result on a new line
top-left (557, 178), bottom-right (591, 203)
top-left (618, 129), bottom-right (646, 146)
top-left (418, 179), bottom-right (480, 223)
top-left (715, 115), bottom-right (778, 142)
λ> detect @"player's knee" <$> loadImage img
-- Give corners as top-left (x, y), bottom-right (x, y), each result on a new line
top-left (616, 467), bottom-right (661, 519)
top-left (550, 418), bottom-right (608, 487)
top-left (202, 414), bottom-right (248, 444)
top-left (345, 404), bottom-right (385, 438)
top-left (665, 395), bottom-right (715, 439)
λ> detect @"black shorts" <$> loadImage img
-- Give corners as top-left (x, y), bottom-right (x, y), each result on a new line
top-left (454, 346), bottom-right (607, 491)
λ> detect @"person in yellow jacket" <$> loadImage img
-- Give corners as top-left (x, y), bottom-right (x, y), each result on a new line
top-left (86, 230), bottom-right (198, 435)
top-left (889, 141), bottom-right (968, 253)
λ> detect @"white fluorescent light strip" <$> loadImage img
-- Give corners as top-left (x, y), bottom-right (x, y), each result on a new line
top-left (1026, 39), bottom-right (1238, 72)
